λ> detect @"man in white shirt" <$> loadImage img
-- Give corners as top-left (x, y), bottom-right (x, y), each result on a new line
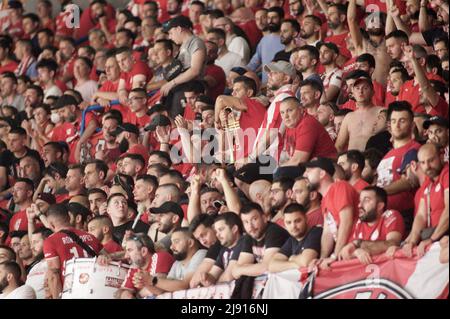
top-left (206, 28), bottom-right (244, 76)
top-left (36, 59), bottom-right (62, 102)
top-left (213, 17), bottom-right (251, 63)
top-left (0, 261), bottom-right (36, 299)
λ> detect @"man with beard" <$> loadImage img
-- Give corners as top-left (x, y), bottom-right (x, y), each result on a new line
top-left (133, 174), bottom-right (158, 224)
top-left (0, 261), bottom-right (35, 299)
top-left (316, 102), bottom-right (338, 142)
top-left (399, 143), bottom-right (449, 257)
top-left (92, 55), bottom-right (122, 108)
top-left (56, 37), bottom-right (77, 87)
top-left (348, 1), bottom-right (391, 86)
top-left (87, 115), bottom-right (120, 166)
top-left (303, 157), bottom-right (359, 268)
top-left (232, 203), bottom-right (290, 279)
top-left (424, 116), bottom-right (449, 162)
top-left (90, 0), bottom-right (117, 44)
top-left (385, 30), bottom-right (409, 61)
top-left (87, 188), bottom-right (107, 216)
top-left (298, 15), bottom-right (322, 47)
top-left (385, 66), bottom-right (410, 108)
top-left (118, 233), bottom-right (174, 299)
top-left (324, 4), bottom-right (351, 62)
top-left (298, 78), bottom-right (323, 117)
top-left (291, 177), bottom-right (323, 227)
top-left (167, 0), bottom-right (183, 19)
top-left (287, 0), bottom-right (305, 20)
top-left (337, 150), bottom-right (370, 193)
top-left (193, 212), bottom-right (244, 287)
top-left (18, 154), bottom-right (43, 188)
top-left (188, 174), bottom-right (224, 222)
top-left (290, 45), bottom-right (321, 83)
top-left (335, 77), bottom-right (384, 152)
top-left (339, 186), bottom-right (404, 264)
top-left (113, 123), bottom-right (148, 164)
top-left (248, 179), bottom-right (272, 216)
top-left (131, 227), bottom-right (207, 295)
top-left (23, 85), bottom-right (44, 116)
top-left (83, 159), bottom-right (108, 191)
top-left (246, 6), bottom-right (285, 84)
top-left (377, 102), bottom-right (421, 230)
top-left (87, 215), bottom-right (123, 254)
top-left (273, 19), bottom-right (300, 62)
top-left (268, 203), bottom-right (322, 272)
top-left (150, 202), bottom-right (184, 251)
top-left (269, 177), bottom-right (294, 227)
top-left (318, 42), bottom-right (343, 103)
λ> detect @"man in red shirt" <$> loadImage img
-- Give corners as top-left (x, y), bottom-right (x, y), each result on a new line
top-left (0, 38), bottom-right (19, 74)
top-left (337, 150), bottom-right (370, 193)
top-left (118, 233), bottom-right (174, 299)
top-left (44, 203), bottom-right (103, 299)
top-left (116, 47), bottom-right (153, 106)
top-left (340, 186), bottom-right (404, 264)
top-left (303, 157), bottom-right (359, 268)
top-left (279, 97), bottom-right (337, 167)
top-left (324, 4), bottom-right (351, 62)
top-left (402, 143), bottom-right (449, 258)
top-left (290, 177), bottom-right (324, 228)
top-left (87, 114), bottom-right (120, 165)
top-left (8, 178), bottom-right (40, 233)
top-left (56, 37), bottom-right (77, 87)
top-left (87, 215), bottom-right (123, 255)
top-left (377, 101), bottom-right (421, 224)
top-left (124, 88), bottom-right (151, 129)
top-left (92, 55), bottom-right (121, 108)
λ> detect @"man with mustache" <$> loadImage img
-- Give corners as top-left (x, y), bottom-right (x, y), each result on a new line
top-left (400, 143), bottom-right (449, 258)
top-left (246, 6), bottom-right (285, 84)
top-left (273, 19), bottom-right (300, 62)
top-left (298, 15), bottom-right (322, 47)
top-left (339, 186), bottom-right (404, 264)
top-left (131, 227), bottom-right (207, 295)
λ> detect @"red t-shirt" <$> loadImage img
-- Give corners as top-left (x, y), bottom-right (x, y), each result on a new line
top-left (124, 112), bottom-right (151, 129)
top-left (120, 60), bottom-right (153, 92)
top-left (376, 140), bottom-right (421, 212)
top-left (125, 144), bottom-right (149, 165)
top-left (103, 239), bottom-right (123, 254)
top-left (352, 178), bottom-right (370, 193)
top-left (51, 122), bottom-right (78, 144)
top-left (122, 251), bottom-right (175, 292)
top-left (0, 61), bottom-right (19, 74)
top-left (99, 80), bottom-right (120, 93)
top-left (43, 228), bottom-right (103, 272)
top-left (205, 64), bottom-right (226, 101)
top-left (55, 193), bottom-right (70, 204)
top-left (307, 207), bottom-right (324, 228)
top-left (419, 164), bottom-right (449, 227)
top-left (384, 91), bottom-right (397, 108)
top-left (281, 113), bottom-right (337, 161)
top-left (321, 180), bottom-right (359, 240)
top-left (364, 0), bottom-right (405, 13)
top-left (9, 210), bottom-right (44, 233)
top-left (351, 209), bottom-right (405, 241)
top-left (324, 32), bottom-right (352, 60)
top-left (398, 74), bottom-right (443, 114)
top-left (426, 96), bottom-right (449, 119)
top-left (238, 20), bottom-right (262, 51)
top-left (55, 11), bottom-right (74, 37)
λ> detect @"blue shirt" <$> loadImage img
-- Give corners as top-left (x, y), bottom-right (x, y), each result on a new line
top-left (246, 34), bottom-right (285, 84)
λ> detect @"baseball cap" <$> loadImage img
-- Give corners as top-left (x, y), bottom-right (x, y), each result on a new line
top-left (163, 15), bottom-right (193, 32)
top-left (398, 149), bottom-right (418, 174)
top-left (144, 114), bottom-right (171, 131)
top-left (234, 161), bottom-right (274, 184)
top-left (263, 60), bottom-right (297, 79)
top-left (52, 94), bottom-right (78, 110)
top-left (36, 193), bottom-right (56, 205)
top-left (423, 116), bottom-right (449, 130)
top-left (150, 201), bottom-right (184, 220)
top-left (304, 157), bottom-right (335, 176)
top-left (317, 41), bottom-right (339, 55)
top-left (111, 123), bottom-right (140, 137)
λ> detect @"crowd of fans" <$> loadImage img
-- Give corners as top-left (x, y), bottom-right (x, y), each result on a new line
top-left (0, 0), bottom-right (448, 299)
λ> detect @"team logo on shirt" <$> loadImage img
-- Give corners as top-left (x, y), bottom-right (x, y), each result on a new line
top-left (435, 184), bottom-right (441, 192)
top-left (79, 273), bottom-right (90, 284)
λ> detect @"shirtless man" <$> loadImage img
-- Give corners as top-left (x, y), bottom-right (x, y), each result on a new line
top-left (335, 77), bottom-right (383, 152)
top-left (347, 0), bottom-right (391, 86)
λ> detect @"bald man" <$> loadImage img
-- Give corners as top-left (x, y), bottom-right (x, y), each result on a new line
top-left (402, 143), bottom-right (449, 258)
top-left (249, 180), bottom-right (272, 215)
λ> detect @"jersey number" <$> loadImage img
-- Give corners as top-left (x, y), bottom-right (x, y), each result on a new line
top-left (69, 247), bottom-right (89, 258)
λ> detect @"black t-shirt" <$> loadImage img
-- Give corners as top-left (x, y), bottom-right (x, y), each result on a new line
top-left (279, 226), bottom-right (323, 258)
top-left (205, 241), bottom-right (222, 261)
top-left (273, 49), bottom-right (292, 62)
top-left (215, 236), bottom-right (244, 270)
top-left (241, 222), bottom-right (290, 263)
top-left (422, 28), bottom-right (448, 46)
top-left (113, 220), bottom-right (150, 244)
top-left (1, 147), bottom-right (42, 180)
top-left (365, 130), bottom-right (392, 157)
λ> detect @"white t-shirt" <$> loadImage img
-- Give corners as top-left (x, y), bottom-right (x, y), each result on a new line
top-left (167, 249), bottom-right (207, 281)
top-left (215, 51), bottom-right (244, 76)
top-left (25, 259), bottom-right (48, 299)
top-left (0, 285), bottom-right (36, 299)
top-left (75, 80), bottom-right (98, 103)
top-left (228, 36), bottom-right (251, 64)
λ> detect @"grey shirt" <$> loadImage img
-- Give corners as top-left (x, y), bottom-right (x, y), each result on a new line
top-left (177, 35), bottom-right (206, 79)
top-left (167, 249), bottom-right (207, 281)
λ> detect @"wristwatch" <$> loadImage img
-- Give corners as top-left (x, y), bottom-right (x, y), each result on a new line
top-left (152, 276), bottom-right (158, 286)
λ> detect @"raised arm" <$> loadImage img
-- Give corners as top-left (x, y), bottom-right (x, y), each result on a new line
top-left (347, 0), bottom-right (364, 53)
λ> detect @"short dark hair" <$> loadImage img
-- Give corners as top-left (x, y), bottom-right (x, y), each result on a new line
top-left (340, 149), bottom-right (365, 171)
top-left (0, 261), bottom-right (22, 283)
top-left (0, 245), bottom-right (16, 261)
top-left (130, 87), bottom-right (147, 96)
top-left (147, 163), bottom-right (170, 177)
top-left (390, 67), bottom-right (410, 82)
top-left (298, 45), bottom-right (320, 63)
top-left (47, 203), bottom-right (70, 222)
top-left (136, 174), bottom-right (158, 188)
top-left (304, 14), bottom-right (322, 26)
top-left (8, 127), bottom-right (27, 136)
top-left (385, 30), bottom-right (409, 42)
top-left (68, 164), bottom-right (85, 176)
top-left (154, 39), bottom-right (175, 53)
top-left (14, 178), bottom-right (34, 192)
top-left (283, 203), bottom-right (307, 215)
top-left (282, 19), bottom-right (300, 33)
top-left (127, 232), bottom-right (155, 253)
top-left (433, 35), bottom-right (448, 49)
top-left (233, 76), bottom-right (257, 96)
top-left (32, 227), bottom-right (53, 239)
top-left (299, 79), bottom-right (323, 97)
top-left (149, 150), bottom-right (172, 167)
top-left (87, 188), bottom-right (108, 198)
top-left (27, 84), bottom-right (44, 98)
top-left (189, 214), bottom-right (216, 233)
top-left (107, 192), bottom-right (127, 206)
top-left (59, 36), bottom-right (76, 48)
top-left (23, 13), bottom-right (40, 24)
top-left (387, 101), bottom-right (414, 122)
top-left (116, 27), bottom-right (136, 41)
top-left (2, 71), bottom-right (17, 84)
top-left (240, 202), bottom-right (264, 215)
top-left (356, 53), bottom-right (376, 69)
top-left (214, 212), bottom-right (244, 234)
top-left (272, 177), bottom-right (295, 192)
top-left (37, 28), bottom-right (54, 38)
top-left (208, 28), bottom-right (226, 40)
top-left (267, 6), bottom-right (285, 19)
top-left (75, 56), bottom-right (93, 70)
top-left (9, 230), bottom-right (28, 239)
top-left (363, 148), bottom-right (384, 170)
top-left (85, 159), bottom-right (108, 178)
top-left (361, 186), bottom-right (388, 208)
